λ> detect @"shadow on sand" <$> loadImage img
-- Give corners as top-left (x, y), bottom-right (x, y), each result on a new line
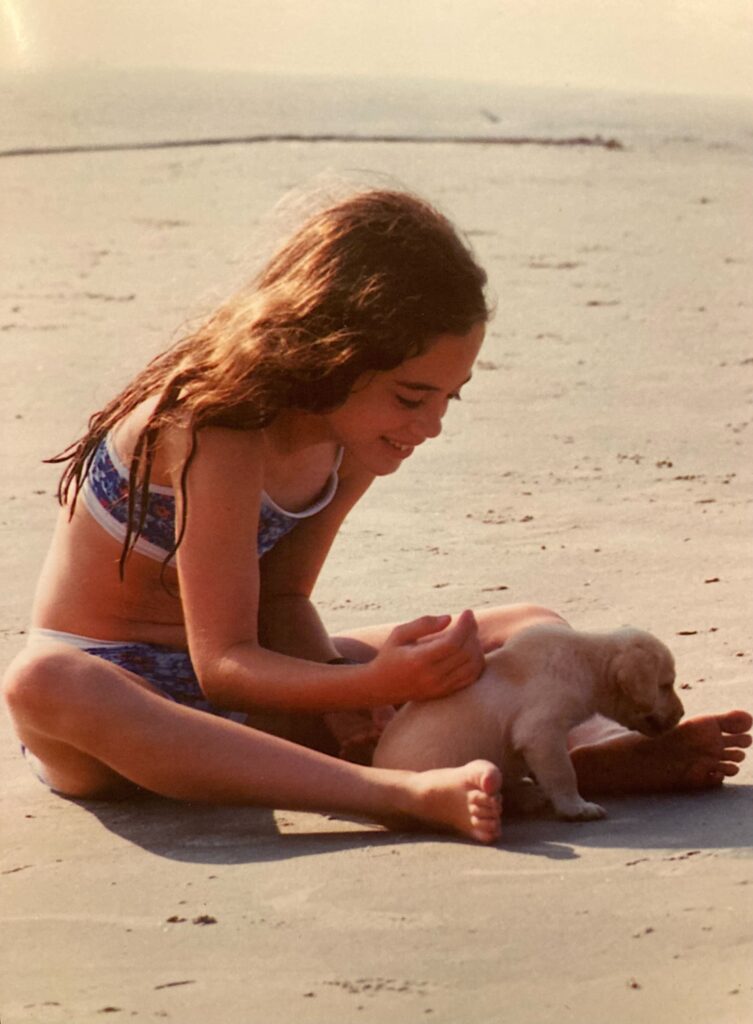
top-left (501, 783), bottom-right (753, 861)
top-left (77, 783), bottom-right (753, 866)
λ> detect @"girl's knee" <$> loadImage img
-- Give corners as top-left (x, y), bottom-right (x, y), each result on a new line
top-left (475, 602), bottom-right (569, 649)
top-left (4, 647), bottom-right (137, 800)
top-left (2, 645), bottom-right (84, 720)
top-left (512, 603), bottom-right (569, 630)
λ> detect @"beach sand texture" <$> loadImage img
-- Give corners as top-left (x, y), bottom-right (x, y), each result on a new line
top-left (1, 89), bottom-right (752, 1022)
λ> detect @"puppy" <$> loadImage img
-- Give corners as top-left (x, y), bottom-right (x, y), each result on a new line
top-left (373, 623), bottom-right (683, 820)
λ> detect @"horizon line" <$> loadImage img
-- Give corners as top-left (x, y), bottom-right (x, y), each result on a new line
top-left (0, 132), bottom-right (625, 159)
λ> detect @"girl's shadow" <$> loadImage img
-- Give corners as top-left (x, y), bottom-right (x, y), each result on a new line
top-left (82, 783), bottom-right (753, 865)
top-left (84, 793), bottom-right (397, 864)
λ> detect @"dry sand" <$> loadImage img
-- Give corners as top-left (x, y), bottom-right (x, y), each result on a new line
top-left (1, 135), bottom-right (752, 1023)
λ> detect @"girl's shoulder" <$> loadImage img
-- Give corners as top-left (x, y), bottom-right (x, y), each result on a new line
top-left (109, 396), bottom-right (160, 450)
top-left (112, 399), bottom-right (265, 491)
top-left (159, 421), bottom-right (266, 490)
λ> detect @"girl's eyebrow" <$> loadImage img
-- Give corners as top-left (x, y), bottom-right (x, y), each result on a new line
top-left (394, 374), bottom-right (472, 393)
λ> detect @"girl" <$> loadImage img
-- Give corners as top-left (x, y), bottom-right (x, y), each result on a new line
top-left (2, 188), bottom-right (748, 843)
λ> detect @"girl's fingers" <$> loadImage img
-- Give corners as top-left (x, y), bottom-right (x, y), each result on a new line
top-left (389, 614), bottom-right (452, 647)
top-left (421, 617), bottom-right (482, 667)
top-left (427, 651), bottom-right (485, 692)
top-left (381, 610), bottom-right (484, 700)
top-left (442, 608), bottom-right (477, 645)
top-left (437, 666), bottom-right (479, 695)
top-left (424, 646), bottom-right (468, 676)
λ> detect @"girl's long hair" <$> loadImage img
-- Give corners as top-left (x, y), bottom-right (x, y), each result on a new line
top-left (50, 187), bottom-right (490, 575)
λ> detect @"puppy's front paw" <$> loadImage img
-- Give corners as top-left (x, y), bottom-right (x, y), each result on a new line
top-left (553, 798), bottom-right (607, 822)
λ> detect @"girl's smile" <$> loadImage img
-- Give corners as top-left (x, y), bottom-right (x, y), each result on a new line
top-left (325, 323), bottom-right (485, 474)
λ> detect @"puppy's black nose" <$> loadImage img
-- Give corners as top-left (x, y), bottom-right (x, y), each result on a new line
top-left (644, 713), bottom-right (672, 735)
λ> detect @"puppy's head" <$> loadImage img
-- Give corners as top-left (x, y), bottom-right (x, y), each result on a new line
top-left (606, 629), bottom-right (684, 736)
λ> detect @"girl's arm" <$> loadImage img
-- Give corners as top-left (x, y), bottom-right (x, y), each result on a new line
top-left (170, 428), bottom-right (481, 712)
top-left (254, 450), bottom-right (376, 663)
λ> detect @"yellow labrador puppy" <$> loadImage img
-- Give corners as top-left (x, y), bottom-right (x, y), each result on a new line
top-left (373, 623), bottom-right (684, 821)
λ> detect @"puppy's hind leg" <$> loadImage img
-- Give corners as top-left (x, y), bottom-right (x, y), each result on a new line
top-left (504, 776), bottom-right (550, 816)
top-left (501, 752), bottom-right (549, 816)
top-left (519, 729), bottom-right (607, 821)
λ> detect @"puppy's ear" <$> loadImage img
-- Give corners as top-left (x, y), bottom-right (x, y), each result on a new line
top-left (610, 645), bottom-right (659, 712)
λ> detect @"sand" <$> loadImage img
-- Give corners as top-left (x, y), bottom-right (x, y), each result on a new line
top-left (1, 134), bottom-right (752, 1023)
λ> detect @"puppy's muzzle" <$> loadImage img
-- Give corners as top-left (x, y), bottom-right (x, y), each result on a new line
top-left (637, 703), bottom-right (684, 737)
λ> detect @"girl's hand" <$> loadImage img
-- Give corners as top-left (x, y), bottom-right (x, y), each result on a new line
top-left (369, 609), bottom-right (484, 704)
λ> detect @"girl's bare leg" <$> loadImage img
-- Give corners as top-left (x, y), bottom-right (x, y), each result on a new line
top-left (333, 602), bottom-right (567, 662)
top-left (2, 645), bottom-right (501, 843)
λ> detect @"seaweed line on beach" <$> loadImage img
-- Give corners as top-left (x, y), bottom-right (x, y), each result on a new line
top-left (0, 132), bottom-right (625, 159)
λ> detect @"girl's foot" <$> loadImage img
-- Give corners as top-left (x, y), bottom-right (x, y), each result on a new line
top-left (391, 760), bottom-right (503, 843)
top-left (572, 710), bottom-right (752, 795)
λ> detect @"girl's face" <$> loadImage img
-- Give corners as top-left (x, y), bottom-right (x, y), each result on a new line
top-left (326, 322), bottom-right (485, 475)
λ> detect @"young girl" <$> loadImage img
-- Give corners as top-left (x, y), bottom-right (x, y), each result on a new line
top-left (2, 188), bottom-right (749, 843)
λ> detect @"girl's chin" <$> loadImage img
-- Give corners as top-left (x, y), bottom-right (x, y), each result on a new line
top-left (349, 440), bottom-right (412, 475)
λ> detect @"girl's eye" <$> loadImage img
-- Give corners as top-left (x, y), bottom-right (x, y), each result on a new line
top-left (396, 391), bottom-right (462, 409)
top-left (395, 395), bottom-right (424, 410)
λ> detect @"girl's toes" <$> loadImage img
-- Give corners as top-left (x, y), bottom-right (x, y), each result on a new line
top-left (472, 793), bottom-right (502, 817)
top-left (723, 747), bottom-right (746, 763)
top-left (470, 802), bottom-right (500, 822)
top-left (471, 760), bottom-right (502, 797)
top-left (728, 732), bottom-right (752, 749)
top-left (470, 816), bottom-right (501, 842)
top-left (720, 710), bottom-right (753, 734)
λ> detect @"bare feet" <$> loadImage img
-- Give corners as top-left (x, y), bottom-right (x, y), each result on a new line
top-left (572, 710), bottom-right (752, 796)
top-left (391, 760), bottom-right (503, 843)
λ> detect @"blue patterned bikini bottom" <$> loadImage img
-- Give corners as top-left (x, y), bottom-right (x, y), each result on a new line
top-left (28, 629), bottom-right (246, 723)
top-left (85, 643), bottom-right (248, 721)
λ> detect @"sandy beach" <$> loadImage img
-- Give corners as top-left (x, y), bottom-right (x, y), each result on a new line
top-left (1, 121), bottom-right (752, 1022)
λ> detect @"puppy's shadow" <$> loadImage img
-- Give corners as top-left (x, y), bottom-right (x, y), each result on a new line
top-left (501, 783), bottom-right (753, 858)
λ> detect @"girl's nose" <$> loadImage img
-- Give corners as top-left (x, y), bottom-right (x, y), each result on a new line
top-left (414, 404), bottom-right (443, 440)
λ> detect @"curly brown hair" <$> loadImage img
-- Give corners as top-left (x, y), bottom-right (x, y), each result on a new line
top-left (50, 188), bottom-right (490, 575)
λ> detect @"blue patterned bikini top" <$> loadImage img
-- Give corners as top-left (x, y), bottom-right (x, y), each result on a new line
top-left (81, 433), bottom-right (343, 566)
